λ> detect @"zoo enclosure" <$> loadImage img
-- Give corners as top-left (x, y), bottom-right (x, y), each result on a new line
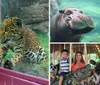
top-left (0, 67), bottom-right (49, 85)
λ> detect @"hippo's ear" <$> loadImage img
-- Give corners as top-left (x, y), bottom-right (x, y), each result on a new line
top-left (59, 10), bottom-right (65, 13)
top-left (90, 60), bottom-right (96, 65)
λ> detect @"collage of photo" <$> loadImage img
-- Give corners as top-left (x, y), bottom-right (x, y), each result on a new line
top-left (50, 0), bottom-right (100, 85)
top-left (0, 0), bottom-right (100, 85)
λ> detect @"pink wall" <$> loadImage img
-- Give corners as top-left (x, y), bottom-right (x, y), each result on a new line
top-left (0, 67), bottom-right (49, 85)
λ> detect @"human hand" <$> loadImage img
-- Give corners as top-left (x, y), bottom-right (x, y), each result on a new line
top-left (58, 69), bottom-right (62, 74)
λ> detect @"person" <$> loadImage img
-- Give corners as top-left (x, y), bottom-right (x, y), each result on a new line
top-left (72, 51), bottom-right (85, 85)
top-left (72, 51), bottom-right (85, 72)
top-left (58, 49), bottom-right (69, 85)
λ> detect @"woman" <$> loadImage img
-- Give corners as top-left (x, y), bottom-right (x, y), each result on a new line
top-left (72, 51), bottom-right (85, 72)
top-left (72, 51), bottom-right (86, 85)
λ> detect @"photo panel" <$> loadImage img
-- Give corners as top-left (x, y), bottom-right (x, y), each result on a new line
top-left (0, 0), bottom-right (49, 84)
top-left (50, 43), bottom-right (100, 85)
top-left (50, 0), bottom-right (100, 42)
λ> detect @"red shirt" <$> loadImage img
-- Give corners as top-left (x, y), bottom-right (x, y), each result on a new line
top-left (72, 62), bottom-right (85, 72)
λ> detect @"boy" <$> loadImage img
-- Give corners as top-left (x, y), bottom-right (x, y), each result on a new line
top-left (58, 49), bottom-right (69, 85)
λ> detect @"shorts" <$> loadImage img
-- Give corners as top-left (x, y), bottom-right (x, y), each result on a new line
top-left (59, 72), bottom-right (69, 77)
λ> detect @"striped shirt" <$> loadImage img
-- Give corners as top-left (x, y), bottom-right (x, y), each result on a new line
top-left (60, 57), bottom-right (69, 72)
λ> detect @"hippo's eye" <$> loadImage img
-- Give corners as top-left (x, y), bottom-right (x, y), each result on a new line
top-left (74, 9), bottom-right (77, 11)
top-left (65, 10), bottom-right (73, 15)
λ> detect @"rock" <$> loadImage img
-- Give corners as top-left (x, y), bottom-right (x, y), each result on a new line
top-left (20, 5), bottom-right (48, 24)
top-left (3, 0), bottom-right (49, 33)
top-left (30, 21), bottom-right (48, 33)
top-left (50, 0), bottom-right (59, 18)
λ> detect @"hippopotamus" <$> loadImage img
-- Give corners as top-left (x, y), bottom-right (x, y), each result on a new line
top-left (50, 7), bottom-right (94, 42)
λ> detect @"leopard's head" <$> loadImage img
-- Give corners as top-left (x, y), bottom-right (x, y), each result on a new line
top-left (1, 17), bottom-right (23, 42)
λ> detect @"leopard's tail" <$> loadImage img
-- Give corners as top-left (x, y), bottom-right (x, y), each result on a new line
top-left (24, 47), bottom-right (47, 63)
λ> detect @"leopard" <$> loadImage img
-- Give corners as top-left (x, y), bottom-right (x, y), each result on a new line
top-left (0, 17), bottom-right (47, 69)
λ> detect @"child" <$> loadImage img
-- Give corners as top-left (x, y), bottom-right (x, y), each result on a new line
top-left (58, 49), bottom-right (69, 85)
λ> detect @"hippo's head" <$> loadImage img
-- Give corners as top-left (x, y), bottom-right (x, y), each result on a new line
top-left (58, 7), bottom-right (94, 34)
top-left (51, 7), bottom-right (94, 42)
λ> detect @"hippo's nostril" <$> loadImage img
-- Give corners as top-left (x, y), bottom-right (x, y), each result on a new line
top-left (66, 17), bottom-right (71, 22)
top-left (66, 16), bottom-right (72, 21)
top-left (68, 16), bottom-right (71, 19)
top-left (80, 11), bottom-right (83, 13)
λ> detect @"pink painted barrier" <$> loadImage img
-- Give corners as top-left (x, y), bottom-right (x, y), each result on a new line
top-left (0, 67), bottom-right (49, 85)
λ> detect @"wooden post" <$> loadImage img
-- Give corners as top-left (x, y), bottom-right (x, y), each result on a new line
top-left (64, 44), bottom-right (65, 49)
top-left (95, 44), bottom-right (100, 57)
top-left (57, 44), bottom-right (61, 62)
top-left (59, 44), bottom-right (61, 59)
top-left (69, 43), bottom-right (72, 71)
top-left (52, 44), bottom-right (54, 64)
top-left (84, 44), bottom-right (88, 64)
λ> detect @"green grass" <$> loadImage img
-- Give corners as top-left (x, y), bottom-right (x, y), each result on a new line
top-left (35, 31), bottom-right (49, 55)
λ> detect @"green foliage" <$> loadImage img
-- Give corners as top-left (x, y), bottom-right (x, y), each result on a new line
top-left (35, 31), bottom-right (49, 55)
top-left (4, 49), bottom-right (14, 60)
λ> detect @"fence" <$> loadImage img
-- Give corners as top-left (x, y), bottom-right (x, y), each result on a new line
top-left (0, 67), bottom-right (49, 85)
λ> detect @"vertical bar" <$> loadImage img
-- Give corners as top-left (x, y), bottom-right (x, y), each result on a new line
top-left (84, 43), bottom-right (88, 64)
top-left (71, 44), bottom-right (74, 63)
top-left (95, 44), bottom-right (100, 57)
top-left (78, 44), bottom-right (80, 51)
top-left (57, 44), bottom-right (60, 62)
top-left (69, 43), bottom-right (72, 71)
top-left (64, 44), bottom-right (66, 49)
top-left (59, 44), bottom-right (61, 60)
top-left (59, 44), bottom-right (61, 52)
top-left (53, 44), bottom-right (54, 64)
